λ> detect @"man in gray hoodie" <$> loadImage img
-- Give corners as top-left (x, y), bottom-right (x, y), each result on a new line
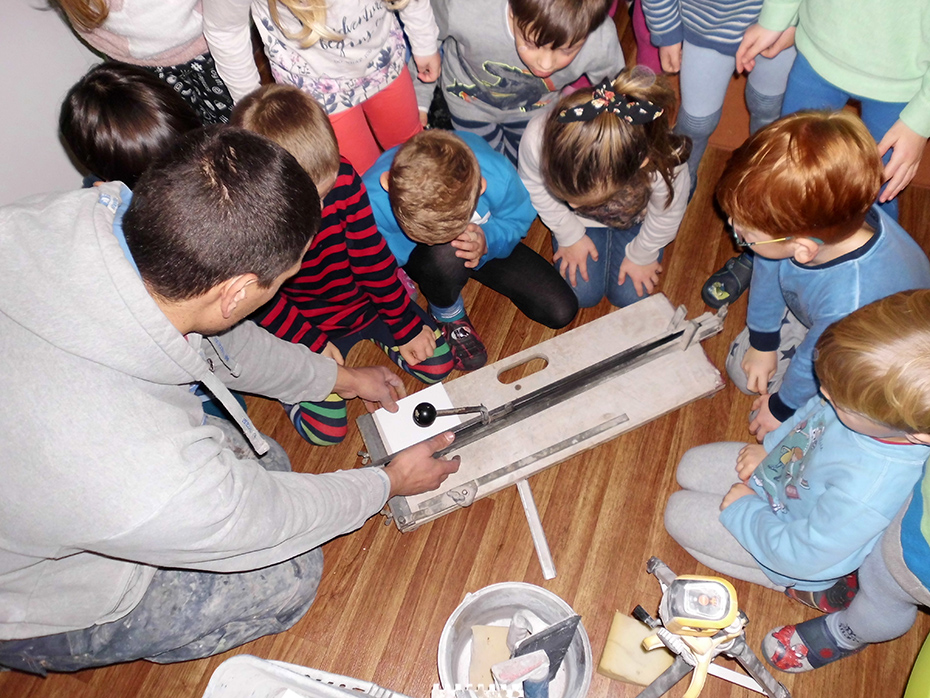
top-left (0, 128), bottom-right (459, 674)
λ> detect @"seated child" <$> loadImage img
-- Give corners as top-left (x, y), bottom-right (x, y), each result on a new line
top-left (416, 0), bottom-right (624, 164)
top-left (60, 61), bottom-right (202, 187)
top-left (665, 291), bottom-right (930, 626)
top-left (718, 110), bottom-right (930, 441)
top-left (518, 67), bottom-right (691, 308)
top-left (362, 130), bottom-right (578, 371)
top-left (232, 84), bottom-right (453, 446)
top-left (754, 290), bottom-right (930, 673)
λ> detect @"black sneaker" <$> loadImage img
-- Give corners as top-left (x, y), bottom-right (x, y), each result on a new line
top-left (785, 572), bottom-right (859, 613)
top-left (702, 252), bottom-right (754, 308)
top-left (437, 314), bottom-right (487, 371)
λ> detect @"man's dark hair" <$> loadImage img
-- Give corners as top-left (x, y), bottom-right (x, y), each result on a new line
top-left (60, 61), bottom-right (202, 188)
top-left (124, 127), bottom-right (321, 301)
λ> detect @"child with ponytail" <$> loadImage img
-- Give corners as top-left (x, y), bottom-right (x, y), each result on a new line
top-left (518, 68), bottom-right (691, 307)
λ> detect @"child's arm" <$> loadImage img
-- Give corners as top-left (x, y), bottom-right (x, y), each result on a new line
top-left (735, 0), bottom-right (800, 73)
top-left (517, 115), bottom-right (598, 283)
top-left (617, 164), bottom-right (690, 296)
top-left (720, 480), bottom-right (896, 583)
top-left (451, 223), bottom-right (488, 269)
top-left (878, 121), bottom-right (930, 203)
top-left (343, 167), bottom-right (425, 348)
top-left (640, 0), bottom-right (683, 73)
top-left (398, 0), bottom-right (441, 83)
top-left (745, 256), bottom-right (789, 348)
top-left (762, 311), bottom-right (845, 430)
top-left (398, 326), bottom-right (438, 367)
top-left (473, 139), bottom-right (537, 263)
top-left (410, 0), bottom-right (451, 115)
top-left (202, 0), bottom-right (263, 102)
top-left (252, 292), bottom-right (330, 355)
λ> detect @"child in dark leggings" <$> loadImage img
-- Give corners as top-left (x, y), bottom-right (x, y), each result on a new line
top-left (233, 85), bottom-right (453, 446)
top-left (363, 130), bottom-right (578, 371)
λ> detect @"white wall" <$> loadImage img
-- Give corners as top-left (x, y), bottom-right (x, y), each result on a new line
top-left (0, 2), bottom-right (99, 205)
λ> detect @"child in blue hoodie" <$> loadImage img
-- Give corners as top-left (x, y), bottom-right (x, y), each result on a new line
top-left (363, 130), bottom-right (577, 371)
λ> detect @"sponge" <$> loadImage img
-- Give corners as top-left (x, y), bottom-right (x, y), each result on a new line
top-left (597, 612), bottom-right (675, 687)
top-left (470, 625), bottom-right (512, 686)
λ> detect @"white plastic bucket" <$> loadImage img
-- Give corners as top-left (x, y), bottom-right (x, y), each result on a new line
top-left (437, 582), bottom-right (592, 698)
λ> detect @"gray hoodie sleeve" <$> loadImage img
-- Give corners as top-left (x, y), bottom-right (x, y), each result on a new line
top-left (88, 421), bottom-right (391, 572)
top-left (206, 320), bottom-right (340, 404)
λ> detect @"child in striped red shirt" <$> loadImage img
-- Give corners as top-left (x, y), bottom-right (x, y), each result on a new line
top-left (232, 84), bottom-right (453, 446)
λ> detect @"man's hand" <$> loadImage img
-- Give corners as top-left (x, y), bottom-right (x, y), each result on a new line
top-left (721, 483), bottom-right (755, 510)
top-left (384, 432), bottom-right (460, 497)
top-left (741, 347), bottom-right (777, 394)
top-left (554, 234), bottom-right (598, 287)
top-left (451, 223), bottom-right (488, 268)
top-left (418, 108), bottom-right (429, 127)
top-left (878, 120), bottom-right (928, 202)
top-left (333, 365), bottom-right (406, 413)
top-left (399, 325), bottom-right (437, 366)
top-left (736, 24), bottom-right (791, 73)
top-left (749, 393), bottom-right (782, 442)
top-left (736, 443), bottom-right (766, 482)
top-left (321, 341), bottom-right (344, 365)
top-left (618, 258), bottom-right (662, 297)
top-left (414, 52), bottom-right (441, 83)
top-left (659, 43), bottom-right (682, 74)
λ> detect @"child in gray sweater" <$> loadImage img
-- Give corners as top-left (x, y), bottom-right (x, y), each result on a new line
top-left (415, 0), bottom-right (624, 164)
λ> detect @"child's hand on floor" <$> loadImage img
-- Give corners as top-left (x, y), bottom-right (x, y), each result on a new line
top-left (720, 483), bottom-right (755, 510)
top-left (322, 342), bottom-right (345, 365)
top-left (742, 347), bottom-right (777, 394)
top-left (399, 325), bottom-right (438, 366)
top-left (659, 43), bottom-right (682, 74)
top-left (750, 393), bottom-right (782, 442)
top-left (736, 444), bottom-right (767, 482)
top-left (878, 119), bottom-right (928, 201)
top-left (618, 258), bottom-right (662, 297)
top-left (451, 223), bottom-right (488, 268)
top-left (554, 235), bottom-right (599, 287)
top-left (414, 52), bottom-right (442, 83)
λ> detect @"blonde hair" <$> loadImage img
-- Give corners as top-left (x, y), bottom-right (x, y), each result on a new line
top-left (816, 290), bottom-right (930, 434)
top-left (717, 110), bottom-right (882, 243)
top-left (387, 131), bottom-right (482, 245)
top-left (542, 67), bottom-right (688, 211)
top-left (268, 0), bottom-right (410, 48)
top-left (54, 0), bottom-right (109, 31)
top-left (231, 84), bottom-right (339, 192)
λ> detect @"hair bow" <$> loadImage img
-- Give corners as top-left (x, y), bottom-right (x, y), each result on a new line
top-left (557, 79), bottom-right (664, 125)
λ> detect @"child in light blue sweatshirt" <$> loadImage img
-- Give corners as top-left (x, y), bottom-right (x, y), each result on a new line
top-left (665, 291), bottom-right (930, 622)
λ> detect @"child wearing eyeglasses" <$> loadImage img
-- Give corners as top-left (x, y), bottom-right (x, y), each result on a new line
top-left (717, 110), bottom-right (930, 442)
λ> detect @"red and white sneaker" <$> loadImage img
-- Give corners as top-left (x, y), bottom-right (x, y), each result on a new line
top-left (763, 617), bottom-right (864, 673)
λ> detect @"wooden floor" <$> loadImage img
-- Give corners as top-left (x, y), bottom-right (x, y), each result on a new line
top-left (4, 151), bottom-right (930, 698)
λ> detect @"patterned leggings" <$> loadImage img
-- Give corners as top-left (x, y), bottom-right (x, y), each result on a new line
top-left (288, 315), bottom-right (453, 446)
